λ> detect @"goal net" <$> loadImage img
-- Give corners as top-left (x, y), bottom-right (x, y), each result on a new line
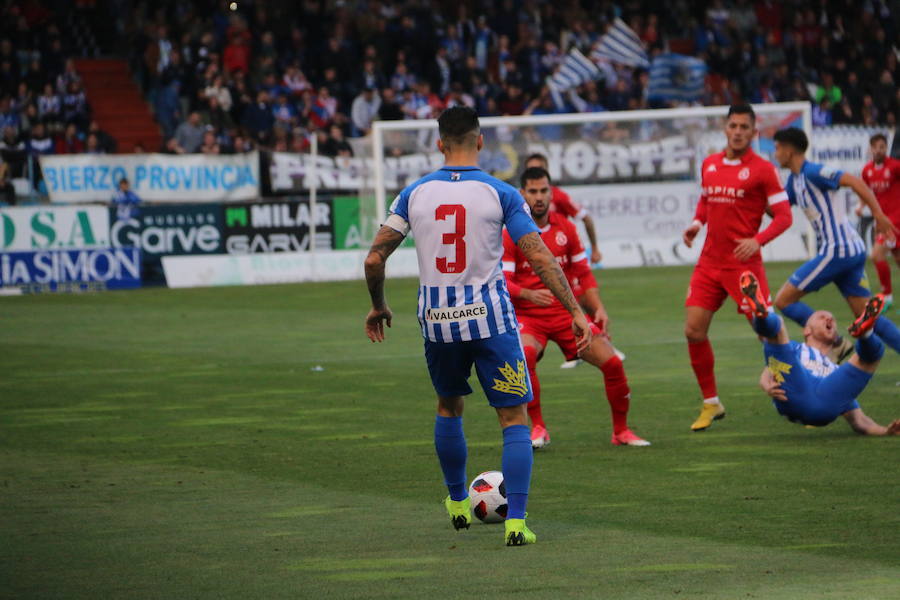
top-left (363, 102), bottom-right (813, 268)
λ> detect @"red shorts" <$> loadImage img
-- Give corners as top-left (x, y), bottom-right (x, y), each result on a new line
top-left (518, 310), bottom-right (602, 361)
top-left (572, 278), bottom-right (584, 299)
top-left (874, 233), bottom-right (897, 249)
top-left (685, 263), bottom-right (771, 317)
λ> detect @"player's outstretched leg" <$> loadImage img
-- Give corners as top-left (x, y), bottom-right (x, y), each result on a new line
top-left (849, 294), bottom-right (886, 338)
top-left (741, 271), bottom-right (783, 339)
top-left (435, 412), bottom-right (471, 531)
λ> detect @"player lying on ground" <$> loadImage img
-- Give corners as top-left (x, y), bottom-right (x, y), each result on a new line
top-left (502, 167), bottom-right (650, 448)
top-left (858, 133), bottom-right (900, 310)
top-left (681, 104), bottom-right (793, 431)
top-left (364, 106), bottom-right (591, 547)
top-left (771, 127), bottom-right (900, 362)
top-left (742, 271), bottom-right (900, 435)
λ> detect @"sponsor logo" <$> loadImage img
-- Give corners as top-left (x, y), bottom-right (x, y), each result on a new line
top-left (110, 208), bottom-right (221, 256)
top-left (706, 164), bottom-right (717, 172)
top-left (223, 201), bottom-right (333, 254)
top-left (0, 248), bottom-right (141, 290)
top-left (738, 167), bottom-right (750, 180)
top-left (491, 360), bottom-right (529, 397)
top-left (425, 302), bottom-right (488, 323)
top-left (1, 207), bottom-right (109, 251)
top-left (451, 172), bottom-right (461, 181)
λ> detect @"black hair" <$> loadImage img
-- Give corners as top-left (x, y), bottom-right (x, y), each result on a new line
top-left (773, 127), bottom-right (809, 152)
top-left (727, 103), bottom-right (756, 123)
top-left (525, 152), bottom-right (548, 166)
top-left (870, 133), bottom-right (888, 145)
top-left (520, 166), bottom-right (551, 188)
top-left (437, 106), bottom-right (480, 149)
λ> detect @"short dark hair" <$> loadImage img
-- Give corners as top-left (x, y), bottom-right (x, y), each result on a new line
top-left (520, 166), bottom-right (551, 188)
top-left (870, 133), bottom-right (888, 146)
top-left (437, 106), bottom-right (480, 149)
top-left (727, 103), bottom-right (756, 123)
top-left (774, 127), bottom-right (809, 152)
top-left (525, 153), bottom-right (548, 166)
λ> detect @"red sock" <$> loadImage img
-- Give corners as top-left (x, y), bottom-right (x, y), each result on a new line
top-left (523, 345), bottom-right (544, 428)
top-left (599, 355), bottom-right (630, 434)
top-left (688, 339), bottom-right (717, 399)
top-left (874, 260), bottom-right (892, 295)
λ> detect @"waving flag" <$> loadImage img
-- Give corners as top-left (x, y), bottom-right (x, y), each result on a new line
top-left (647, 53), bottom-right (707, 102)
top-left (547, 48), bottom-right (600, 93)
top-left (590, 18), bottom-right (649, 68)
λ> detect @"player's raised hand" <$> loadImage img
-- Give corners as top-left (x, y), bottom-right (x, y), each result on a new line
top-left (365, 306), bottom-right (393, 342)
top-left (522, 288), bottom-right (554, 306)
top-left (682, 222), bottom-right (701, 248)
top-left (571, 312), bottom-right (593, 354)
top-left (886, 419), bottom-right (900, 436)
top-left (733, 237), bottom-right (761, 261)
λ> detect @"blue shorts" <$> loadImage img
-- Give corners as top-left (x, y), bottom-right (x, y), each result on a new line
top-left (424, 329), bottom-right (532, 407)
top-left (788, 252), bottom-right (870, 297)
top-left (763, 342), bottom-right (865, 426)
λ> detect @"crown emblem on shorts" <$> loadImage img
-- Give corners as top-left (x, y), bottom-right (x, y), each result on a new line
top-left (492, 360), bottom-right (529, 397)
top-left (767, 356), bottom-right (792, 383)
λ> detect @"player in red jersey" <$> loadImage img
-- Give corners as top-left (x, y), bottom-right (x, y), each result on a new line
top-left (524, 152), bottom-right (626, 368)
top-left (681, 104), bottom-right (793, 431)
top-left (859, 133), bottom-right (900, 308)
top-left (524, 153), bottom-right (602, 265)
top-left (502, 167), bottom-right (650, 448)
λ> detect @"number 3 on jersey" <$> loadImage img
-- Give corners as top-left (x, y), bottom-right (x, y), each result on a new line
top-left (435, 204), bottom-right (467, 274)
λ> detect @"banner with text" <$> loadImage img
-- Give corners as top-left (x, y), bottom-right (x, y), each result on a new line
top-left (1, 205), bottom-right (110, 252)
top-left (1, 247), bottom-right (142, 292)
top-left (222, 199), bottom-right (333, 254)
top-left (109, 204), bottom-right (224, 282)
top-left (40, 152), bottom-right (260, 203)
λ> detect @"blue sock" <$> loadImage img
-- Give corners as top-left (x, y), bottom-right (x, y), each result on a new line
top-left (855, 333), bottom-right (885, 363)
top-left (434, 416), bottom-right (467, 501)
top-left (752, 311), bottom-right (782, 338)
top-left (874, 317), bottom-right (900, 353)
top-left (501, 424), bottom-right (532, 520)
top-left (781, 301), bottom-right (815, 327)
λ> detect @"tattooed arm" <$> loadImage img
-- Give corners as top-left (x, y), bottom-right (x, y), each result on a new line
top-left (516, 231), bottom-right (592, 351)
top-left (364, 225), bottom-right (406, 342)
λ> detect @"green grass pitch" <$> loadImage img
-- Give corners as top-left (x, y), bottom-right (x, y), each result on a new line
top-left (2, 262), bottom-right (899, 599)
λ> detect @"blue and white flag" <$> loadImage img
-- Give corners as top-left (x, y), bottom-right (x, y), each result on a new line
top-left (547, 48), bottom-right (600, 93)
top-left (590, 18), bottom-right (649, 68)
top-left (647, 53), bottom-right (707, 102)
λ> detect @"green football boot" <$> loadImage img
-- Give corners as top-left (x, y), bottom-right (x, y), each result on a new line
top-left (444, 496), bottom-right (471, 531)
top-left (504, 518), bottom-right (537, 546)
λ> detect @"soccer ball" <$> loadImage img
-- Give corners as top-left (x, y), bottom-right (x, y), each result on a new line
top-left (468, 470), bottom-right (507, 523)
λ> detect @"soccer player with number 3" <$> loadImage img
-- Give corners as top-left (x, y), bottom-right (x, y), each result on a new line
top-left (364, 106), bottom-right (591, 547)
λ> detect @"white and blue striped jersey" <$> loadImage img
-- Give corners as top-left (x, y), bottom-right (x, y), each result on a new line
top-left (384, 166), bottom-right (539, 343)
top-left (786, 161), bottom-right (866, 258)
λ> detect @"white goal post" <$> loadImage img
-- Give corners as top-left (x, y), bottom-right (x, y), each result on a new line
top-left (368, 102), bottom-right (814, 268)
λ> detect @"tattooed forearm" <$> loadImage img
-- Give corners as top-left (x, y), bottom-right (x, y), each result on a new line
top-left (516, 232), bottom-right (580, 315)
top-left (364, 226), bottom-right (405, 309)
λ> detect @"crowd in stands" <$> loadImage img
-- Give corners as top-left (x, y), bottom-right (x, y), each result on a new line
top-left (128, 0), bottom-right (898, 155)
top-left (0, 1), bottom-right (118, 200)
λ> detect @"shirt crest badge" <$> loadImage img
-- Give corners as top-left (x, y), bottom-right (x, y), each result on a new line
top-left (738, 167), bottom-right (750, 180)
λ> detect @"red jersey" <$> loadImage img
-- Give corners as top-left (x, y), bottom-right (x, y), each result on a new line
top-left (694, 148), bottom-right (789, 269)
top-left (502, 212), bottom-right (597, 317)
top-left (862, 158), bottom-right (900, 223)
top-left (549, 186), bottom-right (587, 220)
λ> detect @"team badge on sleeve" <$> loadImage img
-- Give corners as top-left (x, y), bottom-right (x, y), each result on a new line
top-left (491, 360), bottom-right (529, 397)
